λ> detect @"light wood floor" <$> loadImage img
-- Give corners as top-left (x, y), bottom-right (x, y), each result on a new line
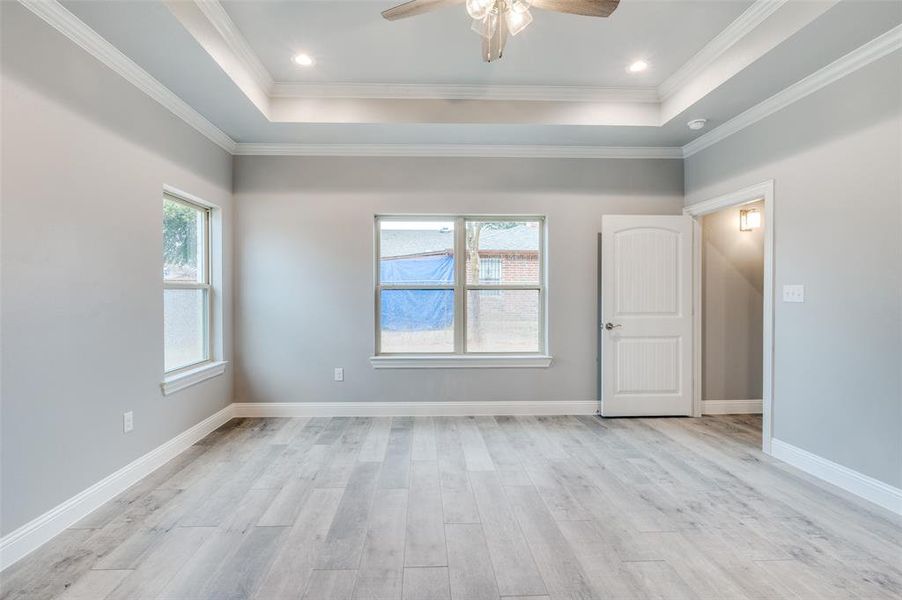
top-left (2, 415), bottom-right (901, 599)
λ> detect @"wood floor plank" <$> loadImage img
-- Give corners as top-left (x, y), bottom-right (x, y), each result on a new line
top-left (70, 445), bottom-right (207, 530)
top-left (404, 461), bottom-right (447, 568)
top-left (316, 417), bottom-right (353, 446)
top-left (317, 461), bottom-right (382, 570)
top-left (57, 569), bottom-right (131, 600)
top-left (257, 444), bottom-right (330, 526)
top-left (0, 529), bottom-right (95, 600)
top-left (379, 417), bottom-right (413, 489)
top-left (402, 567), bottom-right (450, 600)
top-left (435, 418), bottom-right (480, 524)
top-left (302, 569), bottom-right (358, 600)
top-left (83, 488), bottom-right (184, 570)
top-left (622, 560), bottom-right (698, 600)
top-left (476, 417), bottom-right (530, 486)
top-left (157, 420), bottom-right (258, 491)
top-left (457, 417), bottom-right (495, 472)
top-left (445, 523), bottom-right (500, 600)
top-left (411, 417), bottom-right (438, 462)
top-left (359, 417), bottom-right (392, 462)
top-left (315, 417), bottom-right (374, 489)
top-left (269, 416), bottom-right (311, 445)
top-left (251, 418), bottom-right (325, 491)
top-left (504, 485), bottom-right (599, 599)
top-left (104, 526), bottom-right (214, 600)
top-left (197, 525), bottom-right (288, 600)
top-left (157, 487), bottom-right (281, 599)
top-left (468, 471), bottom-right (546, 597)
top-left (352, 488), bottom-right (408, 599)
top-left (253, 488), bottom-right (345, 600)
top-left (178, 443), bottom-right (286, 527)
top-left (556, 519), bottom-right (649, 599)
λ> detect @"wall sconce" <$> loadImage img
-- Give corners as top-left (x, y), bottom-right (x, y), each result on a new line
top-left (740, 207), bottom-right (762, 231)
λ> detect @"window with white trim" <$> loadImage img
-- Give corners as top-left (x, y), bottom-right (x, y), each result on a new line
top-left (163, 193), bottom-right (211, 372)
top-left (376, 216), bottom-right (545, 355)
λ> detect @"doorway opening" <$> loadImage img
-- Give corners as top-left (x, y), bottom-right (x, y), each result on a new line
top-left (685, 181), bottom-right (775, 453)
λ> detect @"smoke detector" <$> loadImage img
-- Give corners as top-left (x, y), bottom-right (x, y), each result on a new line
top-left (687, 118), bottom-right (708, 131)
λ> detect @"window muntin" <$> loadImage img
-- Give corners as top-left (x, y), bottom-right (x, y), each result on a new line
top-left (163, 194), bottom-right (211, 372)
top-left (376, 216), bottom-right (545, 355)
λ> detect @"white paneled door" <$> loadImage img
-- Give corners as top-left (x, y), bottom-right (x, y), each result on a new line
top-left (600, 215), bottom-right (693, 416)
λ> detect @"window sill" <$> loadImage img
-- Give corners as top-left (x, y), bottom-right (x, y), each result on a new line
top-left (370, 355), bottom-right (553, 369)
top-left (161, 361), bottom-right (228, 396)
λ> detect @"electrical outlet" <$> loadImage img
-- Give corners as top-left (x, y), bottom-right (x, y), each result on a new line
top-left (123, 411), bottom-right (134, 433)
top-left (782, 284), bottom-right (805, 303)
top-left (334, 367), bottom-right (344, 382)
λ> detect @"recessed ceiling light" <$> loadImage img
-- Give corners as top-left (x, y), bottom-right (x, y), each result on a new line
top-left (293, 53), bottom-right (315, 67)
top-left (627, 60), bottom-right (648, 73)
top-left (687, 118), bottom-right (708, 131)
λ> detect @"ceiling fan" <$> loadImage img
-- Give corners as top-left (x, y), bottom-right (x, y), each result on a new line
top-left (381, 0), bottom-right (620, 62)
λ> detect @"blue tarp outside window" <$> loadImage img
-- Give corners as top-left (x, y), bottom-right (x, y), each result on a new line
top-left (380, 255), bottom-right (454, 330)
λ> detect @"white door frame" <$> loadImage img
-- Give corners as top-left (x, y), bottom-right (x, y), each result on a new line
top-left (683, 180), bottom-right (775, 454)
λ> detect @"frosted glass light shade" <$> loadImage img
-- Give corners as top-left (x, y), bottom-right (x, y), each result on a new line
top-left (471, 11), bottom-right (498, 38)
top-left (506, 7), bottom-right (532, 36)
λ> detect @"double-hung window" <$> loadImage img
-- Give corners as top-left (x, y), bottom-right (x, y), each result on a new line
top-left (375, 216), bottom-right (546, 360)
top-left (163, 193), bottom-right (211, 373)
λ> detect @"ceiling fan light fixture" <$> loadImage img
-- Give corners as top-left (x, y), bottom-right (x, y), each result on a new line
top-left (466, 0), bottom-right (494, 20)
top-left (381, 0), bottom-right (621, 63)
top-left (471, 10), bottom-right (498, 39)
top-left (506, 7), bottom-right (533, 36)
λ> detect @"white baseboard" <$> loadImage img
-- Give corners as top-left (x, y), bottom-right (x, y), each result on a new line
top-left (232, 400), bottom-right (599, 418)
top-left (770, 438), bottom-right (902, 516)
top-left (702, 399), bottom-right (762, 415)
top-left (0, 404), bottom-right (235, 571)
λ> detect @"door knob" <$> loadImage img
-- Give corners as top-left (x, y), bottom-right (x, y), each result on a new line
top-left (604, 322), bottom-right (622, 330)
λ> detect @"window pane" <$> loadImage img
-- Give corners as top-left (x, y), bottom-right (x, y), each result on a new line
top-left (163, 197), bottom-right (205, 282)
top-left (466, 220), bottom-right (540, 285)
top-left (467, 290), bottom-right (539, 352)
top-left (380, 289), bottom-right (454, 353)
top-left (164, 288), bottom-right (208, 371)
top-left (380, 220), bottom-right (454, 285)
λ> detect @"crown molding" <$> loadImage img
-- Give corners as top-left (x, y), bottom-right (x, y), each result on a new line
top-left (193, 1), bottom-right (659, 105)
top-left (271, 82), bottom-right (660, 103)
top-left (19, 0), bottom-right (237, 153)
top-left (24, 0), bottom-right (897, 161)
top-left (193, 0), bottom-right (274, 93)
top-left (233, 143), bottom-right (683, 159)
top-left (658, 0), bottom-right (789, 101)
top-left (682, 23), bottom-right (902, 158)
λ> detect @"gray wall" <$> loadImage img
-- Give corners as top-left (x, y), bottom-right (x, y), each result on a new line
top-left (685, 52), bottom-right (902, 487)
top-left (233, 156), bottom-right (684, 407)
top-left (1, 4), bottom-right (234, 534)
top-left (702, 200), bottom-right (764, 401)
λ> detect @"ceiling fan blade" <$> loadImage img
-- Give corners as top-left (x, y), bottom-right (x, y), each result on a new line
top-left (382, 0), bottom-right (464, 21)
top-left (482, 15), bottom-right (508, 63)
top-left (529, 0), bottom-right (620, 17)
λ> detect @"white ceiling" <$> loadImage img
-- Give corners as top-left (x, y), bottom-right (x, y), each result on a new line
top-left (219, 0), bottom-right (751, 86)
top-left (53, 0), bottom-right (902, 150)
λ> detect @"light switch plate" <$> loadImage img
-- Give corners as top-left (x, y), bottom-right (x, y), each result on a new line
top-left (123, 411), bottom-right (134, 433)
top-left (783, 284), bottom-right (805, 303)
top-left (334, 367), bottom-right (344, 382)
